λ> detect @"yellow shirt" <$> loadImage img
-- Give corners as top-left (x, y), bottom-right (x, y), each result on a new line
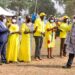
top-left (20, 23), bottom-right (30, 37)
top-left (45, 22), bottom-right (54, 37)
top-left (59, 23), bottom-right (72, 38)
top-left (34, 18), bottom-right (45, 36)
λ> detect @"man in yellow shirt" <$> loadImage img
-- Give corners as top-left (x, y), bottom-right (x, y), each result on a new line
top-left (58, 16), bottom-right (71, 57)
top-left (34, 12), bottom-right (46, 60)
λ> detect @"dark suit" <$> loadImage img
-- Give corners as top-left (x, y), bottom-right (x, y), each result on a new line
top-left (0, 21), bottom-right (9, 62)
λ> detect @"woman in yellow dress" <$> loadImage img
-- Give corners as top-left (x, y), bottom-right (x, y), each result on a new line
top-left (45, 17), bottom-right (57, 58)
top-left (6, 17), bottom-right (20, 63)
top-left (18, 15), bottom-right (33, 62)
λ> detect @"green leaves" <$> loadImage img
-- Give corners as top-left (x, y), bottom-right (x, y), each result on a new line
top-left (0, 0), bottom-right (56, 16)
top-left (30, 0), bottom-right (56, 16)
top-left (57, 0), bottom-right (75, 17)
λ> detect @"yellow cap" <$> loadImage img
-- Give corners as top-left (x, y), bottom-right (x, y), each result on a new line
top-left (39, 12), bottom-right (46, 17)
top-left (63, 16), bottom-right (69, 19)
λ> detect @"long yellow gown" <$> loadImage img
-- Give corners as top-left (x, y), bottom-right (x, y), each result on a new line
top-left (45, 22), bottom-right (56, 48)
top-left (6, 24), bottom-right (19, 62)
top-left (18, 23), bottom-right (31, 62)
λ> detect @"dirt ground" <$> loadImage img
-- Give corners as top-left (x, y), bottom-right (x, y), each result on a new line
top-left (0, 38), bottom-right (75, 75)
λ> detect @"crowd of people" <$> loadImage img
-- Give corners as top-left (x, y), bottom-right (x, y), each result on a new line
top-left (0, 12), bottom-right (75, 69)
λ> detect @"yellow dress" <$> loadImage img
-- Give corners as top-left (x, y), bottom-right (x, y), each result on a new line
top-left (6, 24), bottom-right (19, 62)
top-left (18, 23), bottom-right (31, 62)
top-left (45, 22), bottom-right (56, 48)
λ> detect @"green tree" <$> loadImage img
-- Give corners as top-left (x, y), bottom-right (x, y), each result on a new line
top-left (0, 0), bottom-right (56, 16)
top-left (30, 0), bottom-right (56, 16)
top-left (8, 0), bottom-right (32, 10)
top-left (56, 0), bottom-right (75, 16)
top-left (0, 3), bottom-right (4, 7)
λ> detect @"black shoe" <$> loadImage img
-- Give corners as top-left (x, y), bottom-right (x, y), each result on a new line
top-left (62, 65), bottom-right (71, 69)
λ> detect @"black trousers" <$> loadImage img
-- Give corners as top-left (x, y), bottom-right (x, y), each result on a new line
top-left (0, 41), bottom-right (7, 62)
top-left (60, 38), bottom-right (66, 56)
top-left (34, 36), bottom-right (43, 58)
top-left (67, 53), bottom-right (74, 66)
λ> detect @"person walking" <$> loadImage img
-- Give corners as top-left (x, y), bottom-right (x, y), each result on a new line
top-left (63, 16), bottom-right (75, 68)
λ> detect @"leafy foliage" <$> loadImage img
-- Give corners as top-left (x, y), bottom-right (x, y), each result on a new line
top-left (0, 0), bottom-right (56, 15)
top-left (57, 0), bottom-right (75, 16)
top-left (30, 0), bottom-right (56, 16)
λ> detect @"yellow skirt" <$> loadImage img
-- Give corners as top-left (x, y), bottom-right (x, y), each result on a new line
top-left (45, 33), bottom-right (55, 48)
top-left (6, 35), bottom-right (19, 62)
top-left (18, 35), bottom-right (31, 62)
